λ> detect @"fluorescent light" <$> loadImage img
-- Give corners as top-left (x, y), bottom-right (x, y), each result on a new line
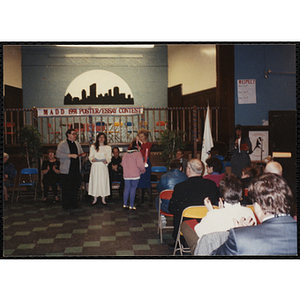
top-left (56, 44), bottom-right (154, 48)
top-left (49, 54), bottom-right (143, 58)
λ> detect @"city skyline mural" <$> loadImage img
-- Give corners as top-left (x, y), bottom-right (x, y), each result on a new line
top-left (64, 69), bottom-right (134, 105)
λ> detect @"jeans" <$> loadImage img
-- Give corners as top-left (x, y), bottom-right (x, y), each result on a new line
top-left (123, 179), bottom-right (139, 207)
top-left (155, 196), bottom-right (170, 214)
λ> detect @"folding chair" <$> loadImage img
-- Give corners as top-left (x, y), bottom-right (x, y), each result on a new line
top-left (247, 205), bottom-right (261, 224)
top-left (154, 121), bottom-right (166, 140)
top-left (126, 121), bottom-right (138, 141)
top-left (157, 189), bottom-right (174, 243)
top-left (16, 168), bottom-right (38, 202)
top-left (48, 123), bottom-right (61, 143)
top-left (173, 205), bottom-right (209, 256)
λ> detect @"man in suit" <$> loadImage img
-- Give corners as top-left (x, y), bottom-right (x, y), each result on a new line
top-left (176, 150), bottom-right (188, 174)
top-left (168, 158), bottom-right (218, 244)
top-left (211, 173), bottom-right (297, 255)
top-left (56, 128), bottom-right (86, 210)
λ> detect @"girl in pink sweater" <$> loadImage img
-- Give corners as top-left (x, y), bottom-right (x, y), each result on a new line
top-left (121, 141), bottom-right (146, 210)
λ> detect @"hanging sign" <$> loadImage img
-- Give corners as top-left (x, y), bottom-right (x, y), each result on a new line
top-left (237, 79), bottom-right (257, 104)
top-left (37, 107), bottom-right (143, 118)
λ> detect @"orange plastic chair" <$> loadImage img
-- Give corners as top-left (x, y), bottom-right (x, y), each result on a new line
top-left (48, 123), bottom-right (61, 143)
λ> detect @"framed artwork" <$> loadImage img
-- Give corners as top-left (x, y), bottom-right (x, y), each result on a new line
top-left (244, 126), bottom-right (269, 162)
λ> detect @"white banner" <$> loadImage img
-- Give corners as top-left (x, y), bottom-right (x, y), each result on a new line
top-left (37, 107), bottom-right (143, 118)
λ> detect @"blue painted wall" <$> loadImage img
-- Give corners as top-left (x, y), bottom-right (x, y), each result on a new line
top-left (234, 44), bottom-right (296, 125)
top-left (21, 45), bottom-right (168, 109)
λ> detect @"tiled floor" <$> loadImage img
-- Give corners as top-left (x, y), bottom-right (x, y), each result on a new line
top-left (3, 193), bottom-right (179, 257)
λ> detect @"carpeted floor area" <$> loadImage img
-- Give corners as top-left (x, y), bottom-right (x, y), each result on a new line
top-left (3, 192), bottom-right (180, 258)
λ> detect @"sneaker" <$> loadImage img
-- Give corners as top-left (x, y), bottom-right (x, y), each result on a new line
top-left (129, 206), bottom-right (136, 210)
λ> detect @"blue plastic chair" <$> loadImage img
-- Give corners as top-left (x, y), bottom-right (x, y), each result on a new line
top-left (151, 166), bottom-right (168, 184)
top-left (17, 168), bottom-right (38, 202)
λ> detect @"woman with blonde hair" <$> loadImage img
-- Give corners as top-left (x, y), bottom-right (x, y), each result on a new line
top-left (135, 128), bottom-right (153, 206)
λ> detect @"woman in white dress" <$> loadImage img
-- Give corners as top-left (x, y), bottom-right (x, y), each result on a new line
top-left (88, 132), bottom-right (112, 205)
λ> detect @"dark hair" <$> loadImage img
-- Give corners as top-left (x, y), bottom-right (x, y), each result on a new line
top-left (248, 173), bottom-right (293, 215)
top-left (112, 147), bottom-right (119, 153)
top-left (48, 149), bottom-right (56, 154)
top-left (95, 132), bottom-right (107, 151)
top-left (205, 156), bottom-right (223, 173)
top-left (130, 140), bottom-right (141, 150)
top-left (242, 167), bottom-right (258, 178)
top-left (219, 173), bottom-right (243, 204)
top-left (66, 128), bottom-right (75, 138)
top-left (169, 159), bottom-right (182, 170)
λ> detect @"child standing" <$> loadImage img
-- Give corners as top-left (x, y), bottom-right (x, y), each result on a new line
top-left (121, 141), bottom-right (145, 210)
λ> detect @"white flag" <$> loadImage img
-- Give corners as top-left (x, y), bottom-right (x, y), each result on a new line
top-left (201, 105), bottom-right (214, 175)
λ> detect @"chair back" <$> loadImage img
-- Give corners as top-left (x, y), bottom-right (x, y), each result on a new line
top-left (96, 121), bottom-right (105, 132)
top-left (20, 168), bottom-right (38, 175)
top-left (182, 205), bottom-right (209, 219)
top-left (155, 121), bottom-right (165, 126)
top-left (159, 189), bottom-right (173, 201)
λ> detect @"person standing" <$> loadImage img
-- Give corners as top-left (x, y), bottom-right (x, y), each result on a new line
top-left (41, 149), bottom-right (60, 202)
top-left (135, 129), bottom-right (153, 206)
top-left (56, 129), bottom-right (86, 210)
top-left (88, 132), bottom-right (111, 205)
top-left (230, 124), bottom-right (252, 179)
top-left (121, 140), bottom-right (145, 210)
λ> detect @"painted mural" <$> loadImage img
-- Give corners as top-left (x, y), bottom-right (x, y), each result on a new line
top-left (64, 69), bottom-right (134, 105)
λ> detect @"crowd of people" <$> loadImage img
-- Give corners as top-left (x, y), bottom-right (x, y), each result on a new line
top-left (3, 124), bottom-right (297, 256)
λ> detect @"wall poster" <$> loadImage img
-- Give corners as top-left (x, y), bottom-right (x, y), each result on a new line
top-left (237, 79), bottom-right (256, 104)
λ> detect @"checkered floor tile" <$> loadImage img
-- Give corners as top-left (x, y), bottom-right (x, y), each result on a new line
top-left (3, 194), bottom-right (179, 257)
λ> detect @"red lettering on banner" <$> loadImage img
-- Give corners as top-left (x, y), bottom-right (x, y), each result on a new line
top-left (61, 109), bottom-right (65, 115)
top-left (55, 109), bottom-right (59, 115)
top-left (43, 109), bottom-right (48, 115)
top-left (50, 110), bottom-right (54, 115)
top-left (69, 109), bottom-right (77, 115)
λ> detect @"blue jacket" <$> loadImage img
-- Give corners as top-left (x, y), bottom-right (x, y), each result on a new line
top-left (156, 169), bottom-right (188, 194)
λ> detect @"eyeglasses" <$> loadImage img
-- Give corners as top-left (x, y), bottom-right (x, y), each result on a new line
top-left (71, 133), bottom-right (77, 136)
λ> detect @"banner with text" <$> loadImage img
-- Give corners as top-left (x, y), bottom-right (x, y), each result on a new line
top-left (37, 107), bottom-right (144, 118)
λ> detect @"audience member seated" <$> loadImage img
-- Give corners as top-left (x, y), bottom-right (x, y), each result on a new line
top-left (3, 152), bottom-right (16, 201)
top-left (240, 166), bottom-right (258, 206)
top-left (176, 150), bottom-right (188, 174)
top-left (264, 160), bottom-right (296, 217)
top-left (181, 173), bottom-right (256, 254)
top-left (203, 156), bottom-right (225, 187)
top-left (211, 173), bottom-right (297, 255)
top-left (155, 159), bottom-right (188, 213)
top-left (168, 158), bottom-right (218, 248)
top-left (108, 147), bottom-right (124, 198)
top-left (264, 160), bottom-right (283, 176)
top-left (41, 149), bottom-right (60, 202)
